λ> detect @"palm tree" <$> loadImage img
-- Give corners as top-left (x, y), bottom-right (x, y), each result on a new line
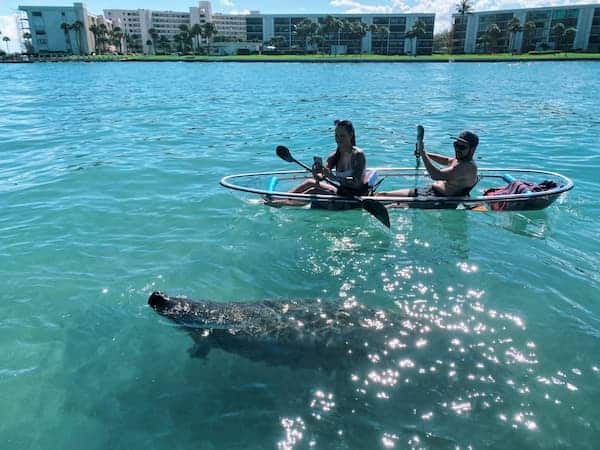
top-left (178, 24), bottom-right (193, 52)
top-left (407, 19), bottom-right (427, 56)
top-left (145, 39), bottom-right (153, 54)
top-left (564, 27), bottom-right (577, 52)
top-left (129, 33), bottom-right (142, 53)
top-left (485, 24), bottom-right (502, 53)
top-left (157, 35), bottom-right (171, 54)
top-left (456, 0), bottom-right (473, 15)
top-left (148, 28), bottom-right (159, 54)
top-left (293, 18), bottom-right (319, 52)
top-left (319, 15), bottom-right (343, 54)
top-left (369, 24), bottom-right (390, 55)
top-left (508, 17), bottom-right (522, 53)
top-left (551, 23), bottom-right (566, 51)
top-left (522, 21), bottom-right (536, 52)
top-left (191, 23), bottom-right (202, 54)
top-left (71, 20), bottom-right (84, 54)
top-left (3, 36), bottom-right (10, 54)
top-left (60, 22), bottom-right (73, 53)
top-left (350, 21), bottom-right (368, 54)
top-left (22, 32), bottom-right (33, 54)
top-left (433, 30), bottom-right (452, 53)
top-left (112, 27), bottom-right (124, 53)
top-left (89, 24), bottom-right (99, 53)
top-left (201, 22), bottom-right (217, 55)
top-left (477, 33), bottom-right (491, 53)
top-left (97, 24), bottom-right (108, 53)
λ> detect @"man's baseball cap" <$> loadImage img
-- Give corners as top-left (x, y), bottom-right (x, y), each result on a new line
top-left (451, 131), bottom-right (479, 148)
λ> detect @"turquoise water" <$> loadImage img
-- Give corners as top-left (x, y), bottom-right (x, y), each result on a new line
top-left (1, 62), bottom-right (599, 449)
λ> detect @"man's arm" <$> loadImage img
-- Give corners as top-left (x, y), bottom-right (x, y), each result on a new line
top-left (426, 152), bottom-right (452, 166)
top-left (421, 151), bottom-right (453, 181)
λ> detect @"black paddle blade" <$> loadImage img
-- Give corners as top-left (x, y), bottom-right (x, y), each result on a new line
top-left (276, 145), bottom-right (294, 163)
top-left (361, 199), bottom-right (390, 228)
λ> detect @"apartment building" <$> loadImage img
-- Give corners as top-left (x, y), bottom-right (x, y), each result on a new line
top-left (452, 4), bottom-right (600, 53)
top-left (19, 2), bottom-right (96, 54)
top-left (104, 2), bottom-right (211, 53)
top-left (212, 13), bottom-right (247, 41)
top-left (246, 13), bottom-right (435, 55)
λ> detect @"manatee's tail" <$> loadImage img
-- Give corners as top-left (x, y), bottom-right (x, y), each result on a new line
top-left (148, 291), bottom-right (171, 312)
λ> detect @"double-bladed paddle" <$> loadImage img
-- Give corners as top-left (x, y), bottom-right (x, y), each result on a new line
top-left (275, 145), bottom-right (390, 228)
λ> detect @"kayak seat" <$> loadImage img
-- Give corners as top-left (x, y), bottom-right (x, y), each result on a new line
top-left (365, 170), bottom-right (384, 195)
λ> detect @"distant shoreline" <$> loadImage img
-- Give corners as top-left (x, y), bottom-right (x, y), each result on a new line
top-left (2, 53), bottom-right (600, 64)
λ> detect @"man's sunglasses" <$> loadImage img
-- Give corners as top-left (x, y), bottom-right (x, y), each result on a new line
top-left (453, 141), bottom-right (469, 150)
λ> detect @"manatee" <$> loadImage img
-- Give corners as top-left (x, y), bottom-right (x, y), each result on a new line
top-left (148, 291), bottom-right (405, 369)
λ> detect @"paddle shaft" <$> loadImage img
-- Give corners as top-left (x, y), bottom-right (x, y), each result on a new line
top-left (415, 125), bottom-right (425, 189)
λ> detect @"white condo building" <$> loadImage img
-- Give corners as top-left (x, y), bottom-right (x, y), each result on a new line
top-left (104, 1), bottom-right (212, 54)
top-left (452, 3), bottom-right (600, 53)
top-left (212, 13), bottom-right (247, 41)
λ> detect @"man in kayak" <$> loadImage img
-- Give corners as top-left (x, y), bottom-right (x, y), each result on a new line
top-left (380, 130), bottom-right (479, 197)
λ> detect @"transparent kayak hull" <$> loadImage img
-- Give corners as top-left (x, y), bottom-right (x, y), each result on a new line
top-left (220, 167), bottom-right (574, 211)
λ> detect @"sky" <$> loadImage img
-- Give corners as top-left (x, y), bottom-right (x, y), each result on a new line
top-left (0, 0), bottom-right (592, 53)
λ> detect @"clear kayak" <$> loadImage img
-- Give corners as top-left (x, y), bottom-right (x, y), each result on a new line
top-left (220, 167), bottom-right (574, 211)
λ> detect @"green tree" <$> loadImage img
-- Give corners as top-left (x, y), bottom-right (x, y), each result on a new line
top-left (128, 33), bottom-right (142, 53)
top-left (71, 20), bottom-right (84, 54)
top-left (551, 22), bottom-right (566, 51)
top-left (23, 32), bottom-right (33, 54)
top-left (522, 20), bottom-right (536, 52)
top-left (319, 15), bottom-right (343, 53)
top-left (456, 0), bottom-right (473, 15)
top-left (148, 28), bottom-right (159, 54)
top-left (178, 24), bottom-right (193, 52)
top-left (508, 17), bottom-right (522, 53)
top-left (485, 23), bottom-right (502, 53)
top-left (111, 27), bottom-right (124, 53)
top-left (350, 21), bottom-right (368, 54)
top-left (201, 22), bottom-right (217, 55)
top-left (564, 27), bottom-right (577, 51)
top-left (60, 22), bottom-right (73, 53)
top-left (369, 24), bottom-right (390, 54)
top-left (293, 18), bottom-right (319, 52)
top-left (477, 33), bottom-right (491, 52)
top-left (157, 35), bottom-right (171, 54)
top-left (97, 24), bottom-right (109, 53)
top-left (407, 19), bottom-right (427, 55)
top-left (433, 30), bottom-right (452, 53)
top-left (145, 39), bottom-right (153, 54)
top-left (89, 24), bottom-right (99, 53)
top-left (191, 23), bottom-right (202, 54)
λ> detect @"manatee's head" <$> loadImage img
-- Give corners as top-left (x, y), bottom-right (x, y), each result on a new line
top-left (148, 291), bottom-right (176, 313)
top-left (148, 291), bottom-right (239, 330)
top-left (148, 291), bottom-right (202, 327)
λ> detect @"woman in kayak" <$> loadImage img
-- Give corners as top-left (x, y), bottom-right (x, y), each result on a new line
top-left (290, 119), bottom-right (369, 197)
top-left (379, 130), bottom-right (479, 198)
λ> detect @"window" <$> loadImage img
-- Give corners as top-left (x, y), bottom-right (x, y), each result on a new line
top-left (32, 11), bottom-right (42, 16)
